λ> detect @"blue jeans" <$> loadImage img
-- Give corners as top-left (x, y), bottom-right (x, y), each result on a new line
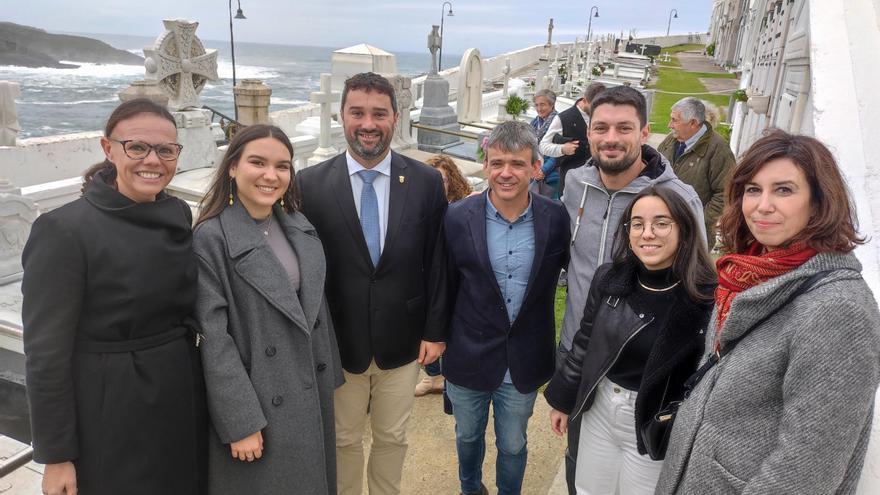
top-left (446, 381), bottom-right (538, 495)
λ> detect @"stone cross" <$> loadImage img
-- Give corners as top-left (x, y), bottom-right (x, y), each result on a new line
top-left (501, 59), bottom-right (511, 97)
top-left (144, 19), bottom-right (219, 110)
top-left (428, 25), bottom-right (442, 75)
top-left (309, 73), bottom-right (341, 159)
top-left (546, 18), bottom-right (554, 47)
top-left (0, 81), bottom-right (21, 147)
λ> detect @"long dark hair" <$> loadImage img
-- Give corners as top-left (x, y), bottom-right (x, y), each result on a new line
top-left (196, 124), bottom-right (297, 226)
top-left (719, 129), bottom-right (864, 254)
top-left (611, 186), bottom-right (716, 302)
top-left (82, 98), bottom-right (176, 192)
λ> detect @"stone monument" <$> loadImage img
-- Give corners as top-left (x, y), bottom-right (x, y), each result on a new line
top-left (418, 26), bottom-right (460, 153)
top-left (143, 19), bottom-right (219, 110)
top-left (382, 74), bottom-right (416, 150)
top-left (234, 79), bottom-right (272, 126)
top-left (308, 73), bottom-right (341, 165)
top-left (118, 80), bottom-right (170, 106)
top-left (0, 82), bottom-right (21, 147)
top-left (0, 179), bottom-right (38, 284)
top-left (496, 59), bottom-right (512, 122)
top-left (456, 48), bottom-right (483, 123)
top-left (142, 19), bottom-right (220, 172)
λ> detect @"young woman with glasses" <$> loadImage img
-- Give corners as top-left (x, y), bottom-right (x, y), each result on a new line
top-left (544, 186), bottom-right (716, 494)
top-left (21, 98), bottom-right (206, 495)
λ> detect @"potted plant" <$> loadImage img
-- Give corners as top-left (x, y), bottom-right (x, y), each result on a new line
top-left (732, 89), bottom-right (748, 103)
top-left (505, 95), bottom-right (530, 121)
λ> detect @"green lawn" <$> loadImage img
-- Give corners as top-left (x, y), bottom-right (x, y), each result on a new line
top-left (554, 286), bottom-right (566, 343)
top-left (647, 45), bottom-right (737, 130)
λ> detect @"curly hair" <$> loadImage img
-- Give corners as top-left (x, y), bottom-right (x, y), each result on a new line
top-left (425, 154), bottom-right (472, 203)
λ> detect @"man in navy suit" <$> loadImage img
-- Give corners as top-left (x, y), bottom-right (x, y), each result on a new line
top-left (443, 121), bottom-right (570, 495)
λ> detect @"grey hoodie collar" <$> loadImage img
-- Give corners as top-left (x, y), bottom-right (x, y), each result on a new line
top-left (571, 144), bottom-right (675, 194)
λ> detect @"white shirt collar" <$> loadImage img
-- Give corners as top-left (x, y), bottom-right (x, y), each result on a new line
top-left (346, 150), bottom-right (392, 177)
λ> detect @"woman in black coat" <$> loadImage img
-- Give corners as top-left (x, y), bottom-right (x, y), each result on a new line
top-left (21, 99), bottom-right (206, 495)
top-left (544, 186), bottom-right (715, 495)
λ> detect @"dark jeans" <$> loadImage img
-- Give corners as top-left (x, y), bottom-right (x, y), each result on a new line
top-left (426, 359), bottom-right (442, 377)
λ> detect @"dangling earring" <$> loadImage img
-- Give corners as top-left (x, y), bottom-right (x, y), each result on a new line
top-left (280, 196), bottom-right (285, 207)
top-left (228, 177), bottom-right (235, 206)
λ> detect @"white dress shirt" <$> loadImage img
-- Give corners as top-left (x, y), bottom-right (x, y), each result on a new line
top-left (539, 105), bottom-right (590, 158)
top-left (346, 150), bottom-right (392, 252)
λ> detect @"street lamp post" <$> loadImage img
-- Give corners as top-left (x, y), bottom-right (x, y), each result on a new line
top-left (229, 0), bottom-right (246, 120)
top-left (667, 9), bottom-right (679, 37)
top-left (586, 6), bottom-right (599, 42)
top-left (438, 1), bottom-right (454, 72)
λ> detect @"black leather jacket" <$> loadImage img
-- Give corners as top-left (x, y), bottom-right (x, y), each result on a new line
top-left (544, 261), bottom-right (713, 457)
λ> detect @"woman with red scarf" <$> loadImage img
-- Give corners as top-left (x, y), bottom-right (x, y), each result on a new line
top-left (656, 130), bottom-right (880, 494)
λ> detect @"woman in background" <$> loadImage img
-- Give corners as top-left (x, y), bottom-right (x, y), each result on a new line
top-left (194, 124), bottom-right (343, 494)
top-left (414, 154), bottom-right (472, 397)
top-left (22, 98), bottom-right (206, 495)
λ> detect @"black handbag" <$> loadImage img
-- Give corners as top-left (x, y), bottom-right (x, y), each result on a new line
top-left (640, 376), bottom-right (679, 460)
top-left (639, 270), bottom-right (834, 461)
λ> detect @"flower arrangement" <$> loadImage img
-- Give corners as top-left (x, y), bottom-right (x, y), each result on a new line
top-left (476, 136), bottom-right (489, 162)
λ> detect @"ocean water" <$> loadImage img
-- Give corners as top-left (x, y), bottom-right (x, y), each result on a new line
top-left (1, 32), bottom-right (438, 138)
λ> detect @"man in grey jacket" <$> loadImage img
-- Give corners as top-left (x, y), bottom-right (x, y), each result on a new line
top-left (558, 86), bottom-right (706, 361)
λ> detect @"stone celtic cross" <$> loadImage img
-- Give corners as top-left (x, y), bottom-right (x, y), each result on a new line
top-left (144, 19), bottom-right (219, 110)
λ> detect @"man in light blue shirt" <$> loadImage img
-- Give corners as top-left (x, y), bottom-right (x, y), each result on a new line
top-left (442, 121), bottom-right (570, 495)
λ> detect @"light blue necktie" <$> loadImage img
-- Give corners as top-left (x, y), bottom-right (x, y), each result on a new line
top-left (358, 170), bottom-right (381, 267)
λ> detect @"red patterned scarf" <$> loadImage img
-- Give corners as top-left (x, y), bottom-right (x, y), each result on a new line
top-left (713, 242), bottom-right (817, 350)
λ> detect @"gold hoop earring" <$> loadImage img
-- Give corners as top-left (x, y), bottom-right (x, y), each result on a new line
top-left (228, 178), bottom-right (235, 206)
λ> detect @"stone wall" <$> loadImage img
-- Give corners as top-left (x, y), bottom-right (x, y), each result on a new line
top-left (0, 132), bottom-right (103, 188)
top-left (629, 33), bottom-right (708, 48)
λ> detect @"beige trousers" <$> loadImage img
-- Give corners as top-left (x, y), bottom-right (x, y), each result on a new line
top-left (335, 359), bottom-right (420, 495)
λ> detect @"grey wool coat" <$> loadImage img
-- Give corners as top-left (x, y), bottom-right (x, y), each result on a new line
top-left (193, 202), bottom-right (344, 495)
top-left (656, 252), bottom-right (880, 495)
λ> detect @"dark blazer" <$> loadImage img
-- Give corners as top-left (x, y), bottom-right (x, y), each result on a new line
top-left (194, 202), bottom-right (344, 495)
top-left (21, 172), bottom-right (206, 494)
top-left (556, 104), bottom-right (590, 192)
top-left (295, 151), bottom-right (448, 373)
top-left (442, 191), bottom-right (570, 393)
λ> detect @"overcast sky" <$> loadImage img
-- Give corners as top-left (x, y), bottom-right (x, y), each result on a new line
top-left (7, 0), bottom-right (713, 56)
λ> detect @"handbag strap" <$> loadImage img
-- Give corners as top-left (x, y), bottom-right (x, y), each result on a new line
top-left (684, 269), bottom-right (835, 396)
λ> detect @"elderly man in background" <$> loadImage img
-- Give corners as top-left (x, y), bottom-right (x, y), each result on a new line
top-left (657, 97), bottom-right (735, 249)
top-left (538, 82), bottom-right (606, 198)
top-left (531, 89), bottom-right (560, 199)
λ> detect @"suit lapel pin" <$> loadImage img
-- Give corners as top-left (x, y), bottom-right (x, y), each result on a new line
top-left (399, 175), bottom-right (405, 184)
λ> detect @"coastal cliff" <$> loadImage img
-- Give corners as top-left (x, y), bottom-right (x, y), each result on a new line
top-left (0, 22), bottom-right (143, 68)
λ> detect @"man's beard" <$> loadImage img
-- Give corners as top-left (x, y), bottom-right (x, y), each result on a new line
top-left (348, 130), bottom-right (390, 161)
top-left (592, 143), bottom-right (641, 176)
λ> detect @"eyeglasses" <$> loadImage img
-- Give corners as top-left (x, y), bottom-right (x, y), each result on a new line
top-left (109, 138), bottom-right (183, 161)
top-left (625, 219), bottom-right (676, 237)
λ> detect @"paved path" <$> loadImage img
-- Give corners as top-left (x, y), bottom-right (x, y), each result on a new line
top-left (676, 50), bottom-right (728, 74)
top-left (368, 368), bottom-right (568, 494)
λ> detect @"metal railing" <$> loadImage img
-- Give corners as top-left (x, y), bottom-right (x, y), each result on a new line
top-left (409, 122), bottom-right (482, 141)
top-left (201, 105), bottom-right (244, 144)
top-left (0, 445), bottom-right (33, 478)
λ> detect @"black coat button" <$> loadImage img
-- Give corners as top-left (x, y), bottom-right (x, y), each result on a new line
top-left (265, 346), bottom-right (276, 357)
top-left (272, 395), bottom-right (283, 406)
top-left (317, 362), bottom-right (327, 372)
top-left (314, 318), bottom-right (321, 329)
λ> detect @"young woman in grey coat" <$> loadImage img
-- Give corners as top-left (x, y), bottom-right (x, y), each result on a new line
top-left (194, 125), bottom-right (344, 494)
top-left (656, 130), bottom-right (880, 494)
